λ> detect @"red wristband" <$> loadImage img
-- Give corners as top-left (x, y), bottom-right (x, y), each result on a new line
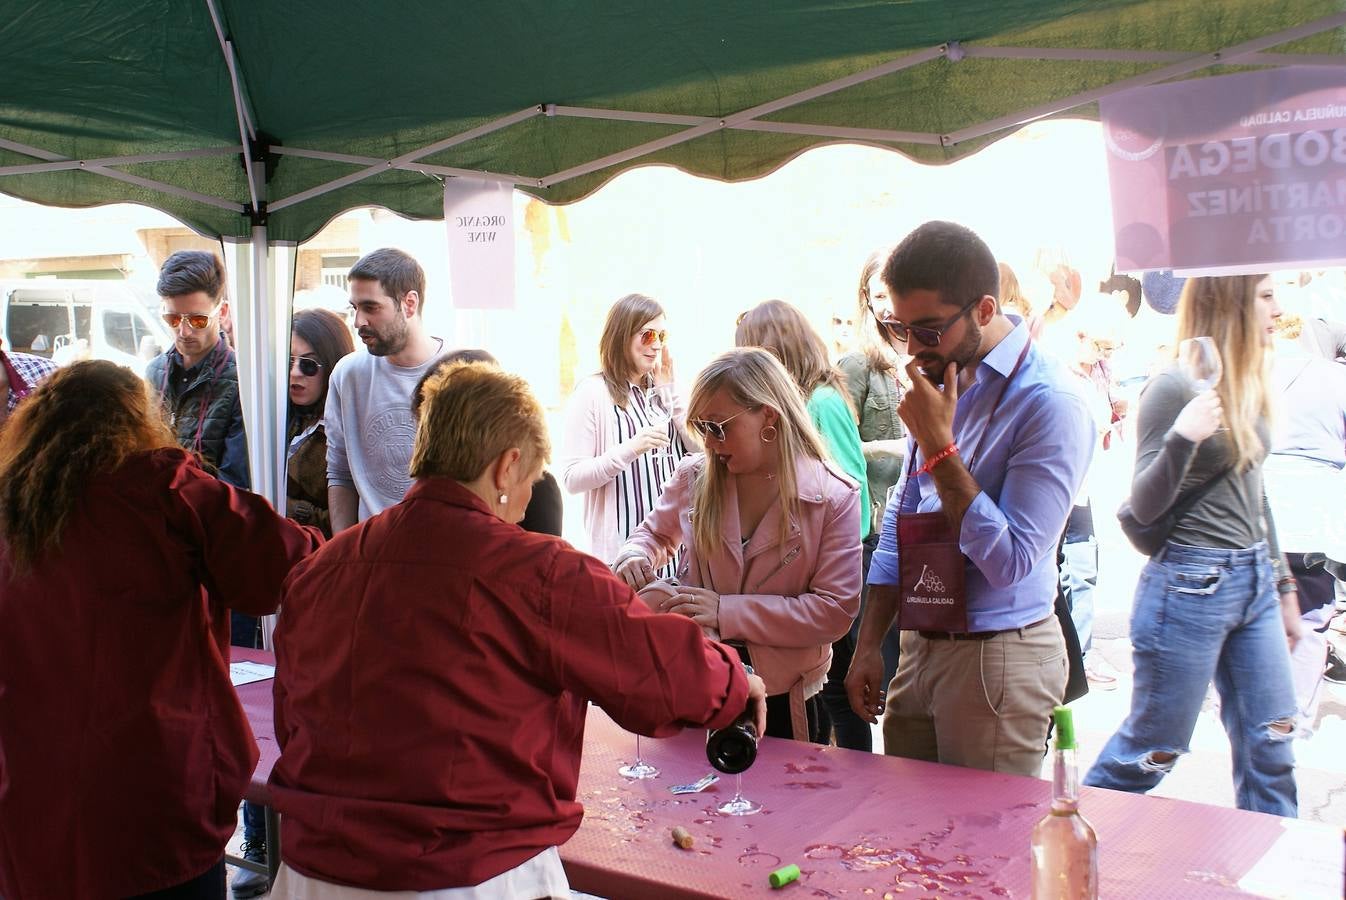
top-left (916, 442), bottom-right (959, 476)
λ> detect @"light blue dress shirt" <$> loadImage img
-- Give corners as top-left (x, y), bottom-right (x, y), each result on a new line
top-left (868, 318), bottom-right (1095, 632)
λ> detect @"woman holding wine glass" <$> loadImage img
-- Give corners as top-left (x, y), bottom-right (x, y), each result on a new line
top-left (614, 348), bottom-right (862, 752)
top-left (560, 293), bottom-right (688, 778)
top-left (733, 299), bottom-right (874, 751)
top-left (1085, 274), bottom-right (1301, 816)
top-left (561, 293), bottom-right (688, 571)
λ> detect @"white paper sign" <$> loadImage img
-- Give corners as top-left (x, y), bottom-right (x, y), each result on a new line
top-left (1237, 819), bottom-right (1344, 899)
top-left (443, 179), bottom-right (516, 309)
top-left (229, 661), bottom-right (276, 687)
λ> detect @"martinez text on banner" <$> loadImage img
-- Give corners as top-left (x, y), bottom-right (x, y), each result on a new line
top-left (1101, 66), bottom-right (1346, 273)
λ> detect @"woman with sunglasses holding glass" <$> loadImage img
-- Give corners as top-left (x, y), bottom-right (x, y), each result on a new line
top-left (561, 293), bottom-right (688, 569)
top-left (615, 347), bottom-right (861, 742)
top-left (286, 308), bottom-right (355, 538)
top-left (733, 299), bottom-right (874, 749)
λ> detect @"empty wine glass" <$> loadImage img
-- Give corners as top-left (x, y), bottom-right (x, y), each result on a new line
top-left (618, 734), bottom-right (659, 779)
top-left (643, 385), bottom-right (678, 469)
top-left (717, 771), bottom-right (762, 816)
top-left (1178, 336), bottom-right (1222, 392)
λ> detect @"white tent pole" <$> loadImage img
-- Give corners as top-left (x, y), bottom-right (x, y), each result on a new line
top-left (0, 135), bottom-right (244, 211)
top-left (268, 145), bottom-right (534, 185)
top-left (550, 105), bottom-right (943, 145)
top-left (224, 226), bottom-right (287, 651)
top-left (962, 46), bottom-right (1346, 66)
top-left (736, 120), bottom-right (943, 144)
top-left (269, 105), bottom-right (544, 212)
top-left (946, 11), bottom-right (1346, 145)
top-left (204, 0), bottom-right (260, 212)
top-left (538, 43), bottom-right (947, 187)
top-left (256, 237), bottom-right (295, 652)
top-left (0, 146), bottom-right (242, 177)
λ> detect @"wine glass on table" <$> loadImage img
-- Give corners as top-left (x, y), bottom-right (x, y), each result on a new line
top-left (1178, 336), bottom-right (1222, 392)
top-left (717, 771), bottom-right (763, 816)
top-left (708, 712), bottom-right (762, 816)
top-left (618, 735), bottom-right (659, 780)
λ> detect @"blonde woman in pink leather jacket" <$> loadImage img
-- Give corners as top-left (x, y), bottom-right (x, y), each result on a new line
top-left (616, 348), bottom-right (862, 742)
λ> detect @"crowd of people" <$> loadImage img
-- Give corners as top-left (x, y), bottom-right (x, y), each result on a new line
top-left (0, 219), bottom-right (1342, 899)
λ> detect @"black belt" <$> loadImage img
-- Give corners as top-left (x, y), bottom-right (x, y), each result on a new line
top-left (918, 614), bottom-right (1054, 642)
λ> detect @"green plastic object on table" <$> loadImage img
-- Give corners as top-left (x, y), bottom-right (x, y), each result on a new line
top-left (769, 863), bottom-right (800, 888)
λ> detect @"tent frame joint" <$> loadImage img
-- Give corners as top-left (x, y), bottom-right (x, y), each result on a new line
top-left (242, 131), bottom-right (281, 185)
top-left (246, 200), bottom-right (268, 227)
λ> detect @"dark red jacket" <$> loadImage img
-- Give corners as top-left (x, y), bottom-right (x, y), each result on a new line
top-left (270, 478), bottom-right (749, 890)
top-left (0, 449), bottom-right (321, 900)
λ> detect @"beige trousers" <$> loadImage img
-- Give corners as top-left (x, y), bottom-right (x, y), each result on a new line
top-left (882, 616), bottom-right (1068, 776)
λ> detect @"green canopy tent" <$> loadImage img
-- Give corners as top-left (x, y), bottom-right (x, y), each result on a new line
top-left (2, 0), bottom-right (1344, 518)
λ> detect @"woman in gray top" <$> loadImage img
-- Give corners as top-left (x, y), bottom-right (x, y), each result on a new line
top-left (1084, 274), bottom-right (1301, 817)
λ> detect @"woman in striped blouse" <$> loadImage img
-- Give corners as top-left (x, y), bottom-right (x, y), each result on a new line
top-left (560, 294), bottom-right (688, 571)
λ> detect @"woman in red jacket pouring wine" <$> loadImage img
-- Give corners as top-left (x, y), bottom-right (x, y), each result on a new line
top-left (269, 359), bottom-right (764, 898)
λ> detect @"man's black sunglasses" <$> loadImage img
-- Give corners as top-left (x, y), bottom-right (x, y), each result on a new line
top-left (875, 296), bottom-right (982, 348)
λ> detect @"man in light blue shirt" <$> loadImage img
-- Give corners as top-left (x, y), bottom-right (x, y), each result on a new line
top-left (845, 221), bottom-right (1094, 776)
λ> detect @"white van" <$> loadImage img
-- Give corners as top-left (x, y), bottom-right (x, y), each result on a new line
top-left (0, 279), bottom-right (172, 376)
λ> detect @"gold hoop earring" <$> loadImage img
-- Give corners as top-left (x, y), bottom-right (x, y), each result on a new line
top-left (759, 425), bottom-right (778, 444)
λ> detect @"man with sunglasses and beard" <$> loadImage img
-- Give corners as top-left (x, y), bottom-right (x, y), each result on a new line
top-left (845, 221), bottom-right (1094, 777)
top-left (326, 248), bottom-right (446, 532)
top-left (145, 250), bottom-right (250, 490)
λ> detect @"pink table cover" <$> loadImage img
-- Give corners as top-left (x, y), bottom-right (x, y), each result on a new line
top-left (233, 649), bottom-right (1330, 898)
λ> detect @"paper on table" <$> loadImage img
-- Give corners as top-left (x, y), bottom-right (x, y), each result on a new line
top-left (1237, 819), bottom-right (1343, 899)
top-left (229, 661), bottom-right (276, 687)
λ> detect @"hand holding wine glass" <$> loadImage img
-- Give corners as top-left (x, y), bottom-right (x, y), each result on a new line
top-left (1178, 336), bottom-right (1222, 392)
top-left (1176, 337), bottom-right (1224, 441)
top-left (1172, 391), bottom-right (1222, 443)
top-left (642, 385), bottom-right (677, 468)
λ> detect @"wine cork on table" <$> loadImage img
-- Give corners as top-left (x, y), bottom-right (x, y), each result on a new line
top-left (769, 864), bottom-right (800, 888)
top-left (670, 826), bottom-right (694, 849)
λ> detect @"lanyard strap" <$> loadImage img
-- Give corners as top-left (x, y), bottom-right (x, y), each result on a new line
top-left (897, 339), bottom-right (1032, 513)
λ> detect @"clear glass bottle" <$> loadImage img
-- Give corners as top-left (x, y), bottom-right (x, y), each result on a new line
top-left (1031, 706), bottom-right (1098, 900)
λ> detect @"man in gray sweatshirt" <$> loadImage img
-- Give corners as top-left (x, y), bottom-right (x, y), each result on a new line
top-left (326, 248), bottom-right (446, 531)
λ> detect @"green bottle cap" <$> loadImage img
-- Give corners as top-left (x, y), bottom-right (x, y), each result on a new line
top-left (769, 864), bottom-right (800, 888)
top-left (1053, 705), bottom-right (1077, 750)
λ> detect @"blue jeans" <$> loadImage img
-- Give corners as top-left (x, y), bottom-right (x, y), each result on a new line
top-left (1084, 541), bottom-right (1297, 817)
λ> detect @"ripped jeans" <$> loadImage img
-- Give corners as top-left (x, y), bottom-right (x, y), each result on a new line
top-left (1083, 541), bottom-right (1298, 816)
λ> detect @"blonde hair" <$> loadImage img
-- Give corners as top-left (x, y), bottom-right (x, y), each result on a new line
top-left (734, 299), bottom-right (855, 419)
top-left (410, 362), bottom-right (551, 481)
top-left (685, 348), bottom-right (830, 558)
top-left (856, 248), bottom-right (899, 372)
top-left (598, 293), bottom-right (665, 406)
top-left (1175, 275), bottom-right (1272, 471)
top-left (998, 262), bottom-right (1033, 318)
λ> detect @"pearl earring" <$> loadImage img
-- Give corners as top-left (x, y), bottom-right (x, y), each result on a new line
top-left (498, 493), bottom-right (508, 505)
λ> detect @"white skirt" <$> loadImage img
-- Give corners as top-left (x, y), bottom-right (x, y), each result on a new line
top-left (269, 847), bottom-right (571, 900)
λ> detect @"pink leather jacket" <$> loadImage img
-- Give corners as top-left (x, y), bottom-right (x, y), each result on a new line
top-left (619, 454), bottom-right (862, 736)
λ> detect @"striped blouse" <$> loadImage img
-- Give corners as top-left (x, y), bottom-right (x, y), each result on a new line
top-left (612, 383), bottom-right (687, 579)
